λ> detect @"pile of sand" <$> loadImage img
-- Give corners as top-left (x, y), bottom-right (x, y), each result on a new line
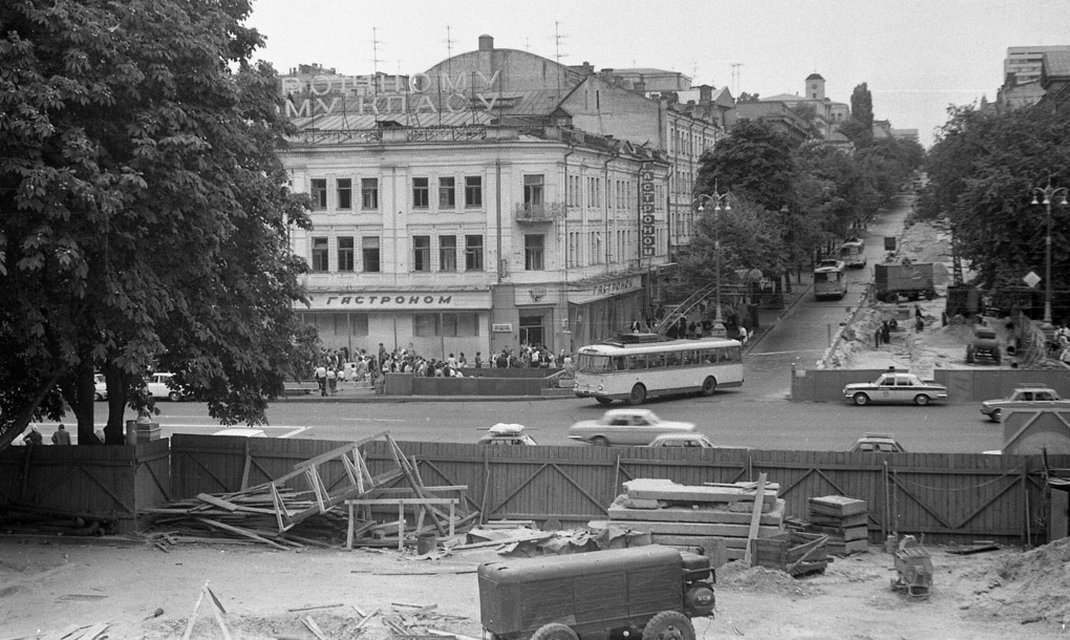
top-left (716, 560), bottom-right (820, 597)
top-left (967, 537), bottom-right (1070, 625)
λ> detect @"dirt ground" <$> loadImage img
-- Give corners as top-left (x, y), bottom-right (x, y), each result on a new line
top-left (2, 535), bottom-right (1070, 640)
top-left (825, 217), bottom-right (1010, 372)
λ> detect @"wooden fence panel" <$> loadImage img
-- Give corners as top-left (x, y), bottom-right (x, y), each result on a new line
top-left (0, 444), bottom-right (140, 531)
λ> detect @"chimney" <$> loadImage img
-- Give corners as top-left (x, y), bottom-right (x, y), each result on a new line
top-left (699, 84), bottom-right (713, 104)
top-left (478, 34), bottom-right (494, 51)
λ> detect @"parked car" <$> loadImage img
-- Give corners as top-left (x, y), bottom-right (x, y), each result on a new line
top-left (568, 409), bottom-right (695, 446)
top-left (647, 433), bottom-right (718, 448)
top-left (477, 423), bottom-right (537, 446)
top-left (850, 433), bottom-right (905, 453)
top-left (965, 327), bottom-right (1001, 364)
top-left (93, 373), bottom-right (108, 401)
top-left (146, 372), bottom-right (184, 401)
top-left (979, 385), bottom-right (1069, 422)
top-left (842, 372), bottom-right (948, 406)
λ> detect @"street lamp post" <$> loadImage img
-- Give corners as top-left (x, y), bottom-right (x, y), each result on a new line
top-left (695, 187), bottom-right (731, 337)
top-left (1030, 178), bottom-right (1068, 326)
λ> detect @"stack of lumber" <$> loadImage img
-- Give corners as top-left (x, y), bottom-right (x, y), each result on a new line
top-left (588, 478), bottom-right (786, 563)
top-left (749, 530), bottom-right (830, 576)
top-left (805, 495), bottom-right (869, 556)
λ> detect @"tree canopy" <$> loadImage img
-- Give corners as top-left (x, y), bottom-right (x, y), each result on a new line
top-left (675, 115), bottom-right (923, 309)
top-left (921, 102), bottom-right (1070, 300)
top-left (0, 0), bottom-right (312, 449)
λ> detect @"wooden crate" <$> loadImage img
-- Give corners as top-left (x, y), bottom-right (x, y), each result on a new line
top-left (750, 531), bottom-right (829, 576)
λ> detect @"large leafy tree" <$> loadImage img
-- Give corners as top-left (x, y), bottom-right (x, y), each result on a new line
top-left (923, 102), bottom-right (1070, 298)
top-left (0, 0), bottom-right (311, 450)
top-left (696, 120), bottom-right (797, 211)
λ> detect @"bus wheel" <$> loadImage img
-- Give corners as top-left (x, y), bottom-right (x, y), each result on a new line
top-left (701, 377), bottom-right (717, 396)
top-left (596, 397), bottom-right (614, 406)
top-left (628, 384), bottom-right (647, 405)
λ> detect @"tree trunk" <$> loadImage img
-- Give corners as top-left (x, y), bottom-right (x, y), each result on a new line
top-left (73, 357), bottom-right (96, 444)
top-left (104, 365), bottom-right (128, 445)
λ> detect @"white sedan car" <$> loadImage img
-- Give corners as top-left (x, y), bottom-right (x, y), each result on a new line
top-left (146, 372), bottom-right (184, 401)
top-left (568, 409), bottom-right (695, 446)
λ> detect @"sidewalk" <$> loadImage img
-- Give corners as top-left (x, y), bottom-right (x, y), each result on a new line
top-left (283, 275), bottom-right (814, 404)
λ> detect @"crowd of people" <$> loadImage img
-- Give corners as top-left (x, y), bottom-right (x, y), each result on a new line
top-left (307, 343), bottom-right (570, 396)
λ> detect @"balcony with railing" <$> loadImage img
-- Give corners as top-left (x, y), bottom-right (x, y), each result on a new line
top-left (515, 202), bottom-right (565, 223)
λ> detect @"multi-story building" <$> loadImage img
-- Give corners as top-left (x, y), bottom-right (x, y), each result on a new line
top-left (278, 36), bottom-right (676, 358)
top-left (998, 45), bottom-right (1070, 112)
top-left (760, 73), bottom-right (851, 139)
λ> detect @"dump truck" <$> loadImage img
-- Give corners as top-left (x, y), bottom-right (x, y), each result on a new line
top-left (874, 262), bottom-right (935, 302)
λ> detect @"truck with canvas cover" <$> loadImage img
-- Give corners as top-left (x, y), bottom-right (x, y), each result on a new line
top-left (873, 262), bottom-right (935, 302)
top-left (477, 545), bottom-right (715, 640)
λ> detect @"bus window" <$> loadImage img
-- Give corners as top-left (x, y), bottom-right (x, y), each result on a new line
top-left (614, 357), bottom-right (626, 370)
top-left (627, 355), bottom-right (645, 370)
top-left (665, 352), bottom-right (681, 367)
top-left (576, 354), bottom-right (612, 372)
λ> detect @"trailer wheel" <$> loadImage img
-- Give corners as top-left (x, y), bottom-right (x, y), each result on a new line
top-left (530, 623), bottom-right (578, 640)
top-left (642, 611), bottom-right (695, 640)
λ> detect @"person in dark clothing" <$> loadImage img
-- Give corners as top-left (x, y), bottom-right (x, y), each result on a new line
top-left (51, 424), bottom-right (71, 445)
top-left (23, 426), bottom-right (43, 446)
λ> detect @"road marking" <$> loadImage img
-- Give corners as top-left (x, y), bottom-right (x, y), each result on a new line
top-left (279, 427), bottom-right (309, 439)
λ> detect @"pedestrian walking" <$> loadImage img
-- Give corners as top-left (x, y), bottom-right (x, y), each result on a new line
top-left (51, 423), bottom-right (71, 445)
top-left (314, 364), bottom-right (327, 397)
top-left (327, 367), bottom-right (337, 394)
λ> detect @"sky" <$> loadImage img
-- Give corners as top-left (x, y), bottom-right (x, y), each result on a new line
top-left (246, 0), bottom-right (1070, 148)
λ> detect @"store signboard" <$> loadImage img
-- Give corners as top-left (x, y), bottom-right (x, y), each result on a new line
top-left (639, 163), bottom-right (657, 257)
top-left (304, 291), bottom-right (490, 310)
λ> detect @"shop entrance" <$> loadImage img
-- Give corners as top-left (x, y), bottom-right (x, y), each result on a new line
top-left (519, 314), bottom-right (546, 347)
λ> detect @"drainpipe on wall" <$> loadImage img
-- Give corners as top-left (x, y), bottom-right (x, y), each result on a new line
top-left (495, 159), bottom-right (503, 283)
top-left (561, 145), bottom-right (576, 351)
top-left (603, 149), bottom-right (619, 266)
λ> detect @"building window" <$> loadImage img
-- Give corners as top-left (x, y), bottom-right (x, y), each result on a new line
top-left (465, 234), bottom-right (484, 271)
top-left (439, 235), bottom-right (457, 272)
top-left (311, 237), bottom-right (329, 272)
top-left (413, 177), bottom-right (429, 209)
top-left (414, 313), bottom-right (479, 337)
top-left (413, 235), bottom-right (431, 272)
top-left (361, 178), bottom-right (378, 210)
top-left (310, 179), bottom-right (327, 210)
top-left (524, 234), bottom-right (544, 271)
top-left (337, 236), bottom-right (354, 271)
top-left (438, 177), bottom-right (455, 209)
top-left (336, 178), bottom-right (352, 209)
top-left (465, 176), bottom-right (482, 207)
top-left (362, 237), bottom-right (380, 273)
top-left (523, 174), bottom-right (544, 208)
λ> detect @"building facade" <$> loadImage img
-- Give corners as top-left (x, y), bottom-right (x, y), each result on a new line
top-left (281, 118), bottom-right (668, 359)
top-left (275, 35), bottom-right (737, 358)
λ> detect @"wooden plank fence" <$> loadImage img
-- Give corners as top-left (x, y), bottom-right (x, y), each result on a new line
top-left (0, 439), bottom-right (170, 533)
top-left (4, 435), bottom-right (1066, 544)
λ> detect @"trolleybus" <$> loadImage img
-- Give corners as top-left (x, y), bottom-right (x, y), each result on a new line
top-left (839, 238), bottom-right (866, 268)
top-left (813, 258), bottom-right (847, 300)
top-left (572, 334), bottom-right (743, 405)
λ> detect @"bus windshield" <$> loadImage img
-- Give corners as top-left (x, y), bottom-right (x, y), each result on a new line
top-left (576, 353), bottom-right (613, 373)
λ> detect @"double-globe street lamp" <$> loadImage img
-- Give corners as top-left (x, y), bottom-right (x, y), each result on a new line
top-left (1030, 178), bottom-right (1068, 326)
top-left (694, 187), bottom-right (732, 338)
